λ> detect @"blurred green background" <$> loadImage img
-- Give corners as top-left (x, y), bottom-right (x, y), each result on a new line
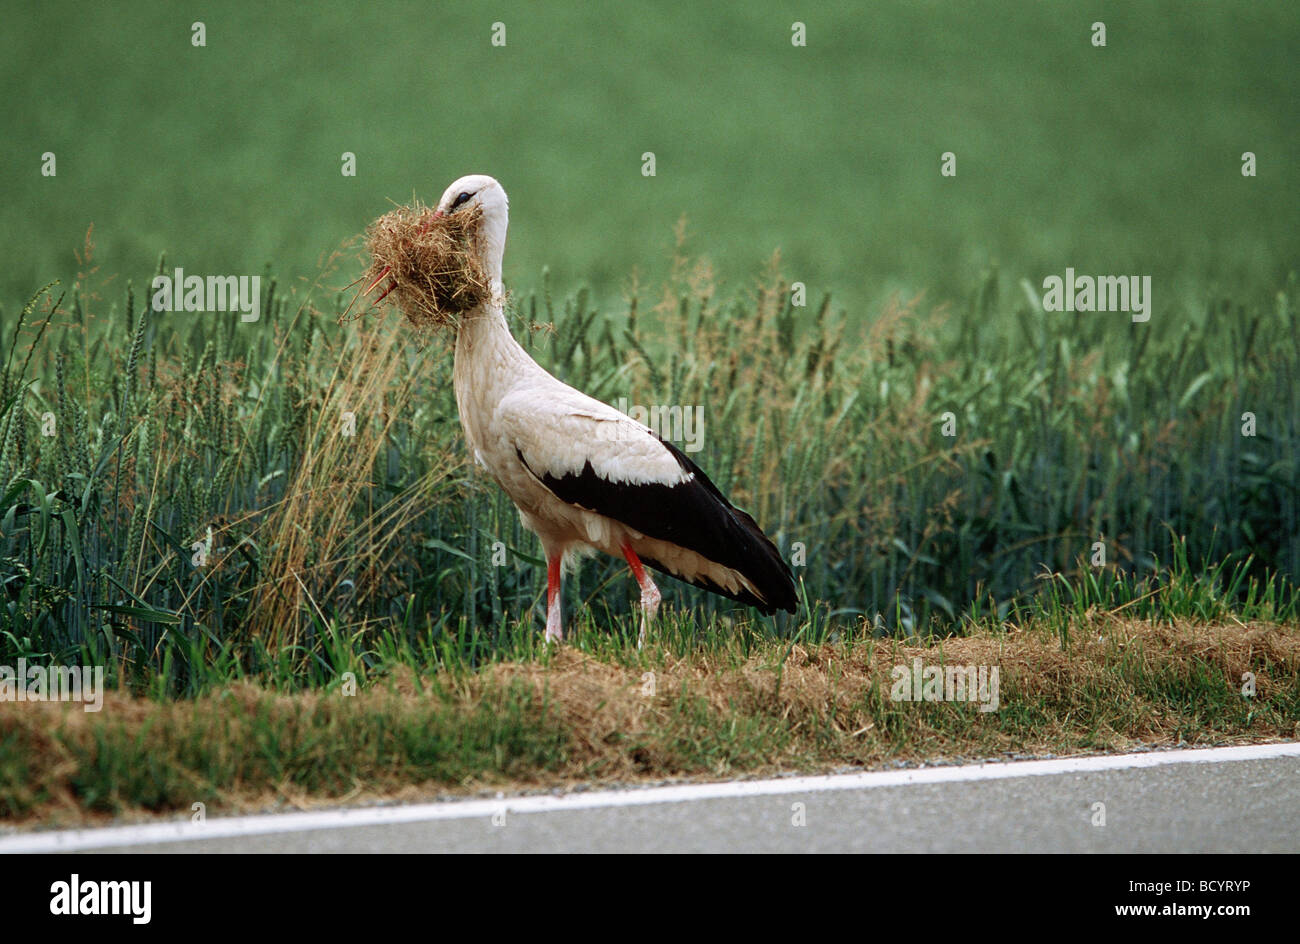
top-left (2, 0), bottom-right (1296, 318)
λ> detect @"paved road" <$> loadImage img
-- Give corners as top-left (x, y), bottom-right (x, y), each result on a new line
top-left (5, 744), bottom-right (1298, 853)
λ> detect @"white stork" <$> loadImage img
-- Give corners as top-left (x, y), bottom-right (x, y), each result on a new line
top-left (402, 174), bottom-right (797, 644)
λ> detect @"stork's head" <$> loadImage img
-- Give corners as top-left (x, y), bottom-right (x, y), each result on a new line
top-left (435, 174), bottom-right (509, 284)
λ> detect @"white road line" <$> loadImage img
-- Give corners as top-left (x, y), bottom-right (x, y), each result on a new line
top-left (4, 742), bottom-right (1298, 853)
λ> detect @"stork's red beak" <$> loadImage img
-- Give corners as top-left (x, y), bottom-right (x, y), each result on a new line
top-left (433, 210), bottom-right (444, 219)
top-left (363, 265), bottom-right (397, 306)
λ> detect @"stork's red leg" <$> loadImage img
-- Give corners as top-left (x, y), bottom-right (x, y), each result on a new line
top-left (545, 552), bottom-right (563, 642)
top-left (621, 542), bottom-right (661, 648)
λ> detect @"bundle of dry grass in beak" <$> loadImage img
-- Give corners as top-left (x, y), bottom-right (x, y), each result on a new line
top-left (353, 202), bottom-right (490, 329)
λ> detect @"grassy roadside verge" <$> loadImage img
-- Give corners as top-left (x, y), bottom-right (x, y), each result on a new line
top-left (3, 613), bottom-right (1296, 829)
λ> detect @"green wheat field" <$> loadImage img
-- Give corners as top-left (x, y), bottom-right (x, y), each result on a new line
top-left (0, 1), bottom-right (1298, 818)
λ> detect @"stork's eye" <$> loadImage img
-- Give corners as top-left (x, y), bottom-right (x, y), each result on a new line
top-left (451, 191), bottom-right (473, 210)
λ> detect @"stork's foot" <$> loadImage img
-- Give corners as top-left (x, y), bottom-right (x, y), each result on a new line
top-left (636, 582), bottom-right (661, 649)
top-left (623, 543), bottom-right (661, 649)
top-left (544, 595), bottom-right (564, 643)
top-left (544, 614), bottom-right (564, 645)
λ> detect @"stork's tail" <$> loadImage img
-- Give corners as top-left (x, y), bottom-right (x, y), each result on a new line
top-left (644, 443), bottom-right (798, 615)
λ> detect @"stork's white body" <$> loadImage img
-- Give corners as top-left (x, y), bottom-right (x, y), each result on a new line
top-left (431, 175), bottom-right (796, 643)
top-left (455, 312), bottom-right (688, 568)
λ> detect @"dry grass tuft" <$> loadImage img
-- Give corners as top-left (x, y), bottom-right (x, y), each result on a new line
top-left (360, 202), bottom-right (490, 330)
top-left (481, 618), bottom-right (1300, 776)
top-left (245, 307), bottom-right (455, 650)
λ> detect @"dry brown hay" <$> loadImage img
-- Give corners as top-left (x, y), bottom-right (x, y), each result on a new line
top-left (355, 202), bottom-right (490, 329)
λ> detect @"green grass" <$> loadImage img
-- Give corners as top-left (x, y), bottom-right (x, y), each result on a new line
top-left (2, 248), bottom-right (1298, 692)
top-left (2, 678), bottom-right (569, 818)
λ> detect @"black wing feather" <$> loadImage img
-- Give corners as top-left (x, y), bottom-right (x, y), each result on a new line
top-left (517, 440), bottom-right (797, 615)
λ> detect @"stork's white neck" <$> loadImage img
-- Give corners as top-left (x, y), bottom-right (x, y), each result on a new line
top-left (455, 299), bottom-right (515, 354)
top-left (450, 185), bottom-right (546, 465)
top-left (452, 298), bottom-right (539, 467)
